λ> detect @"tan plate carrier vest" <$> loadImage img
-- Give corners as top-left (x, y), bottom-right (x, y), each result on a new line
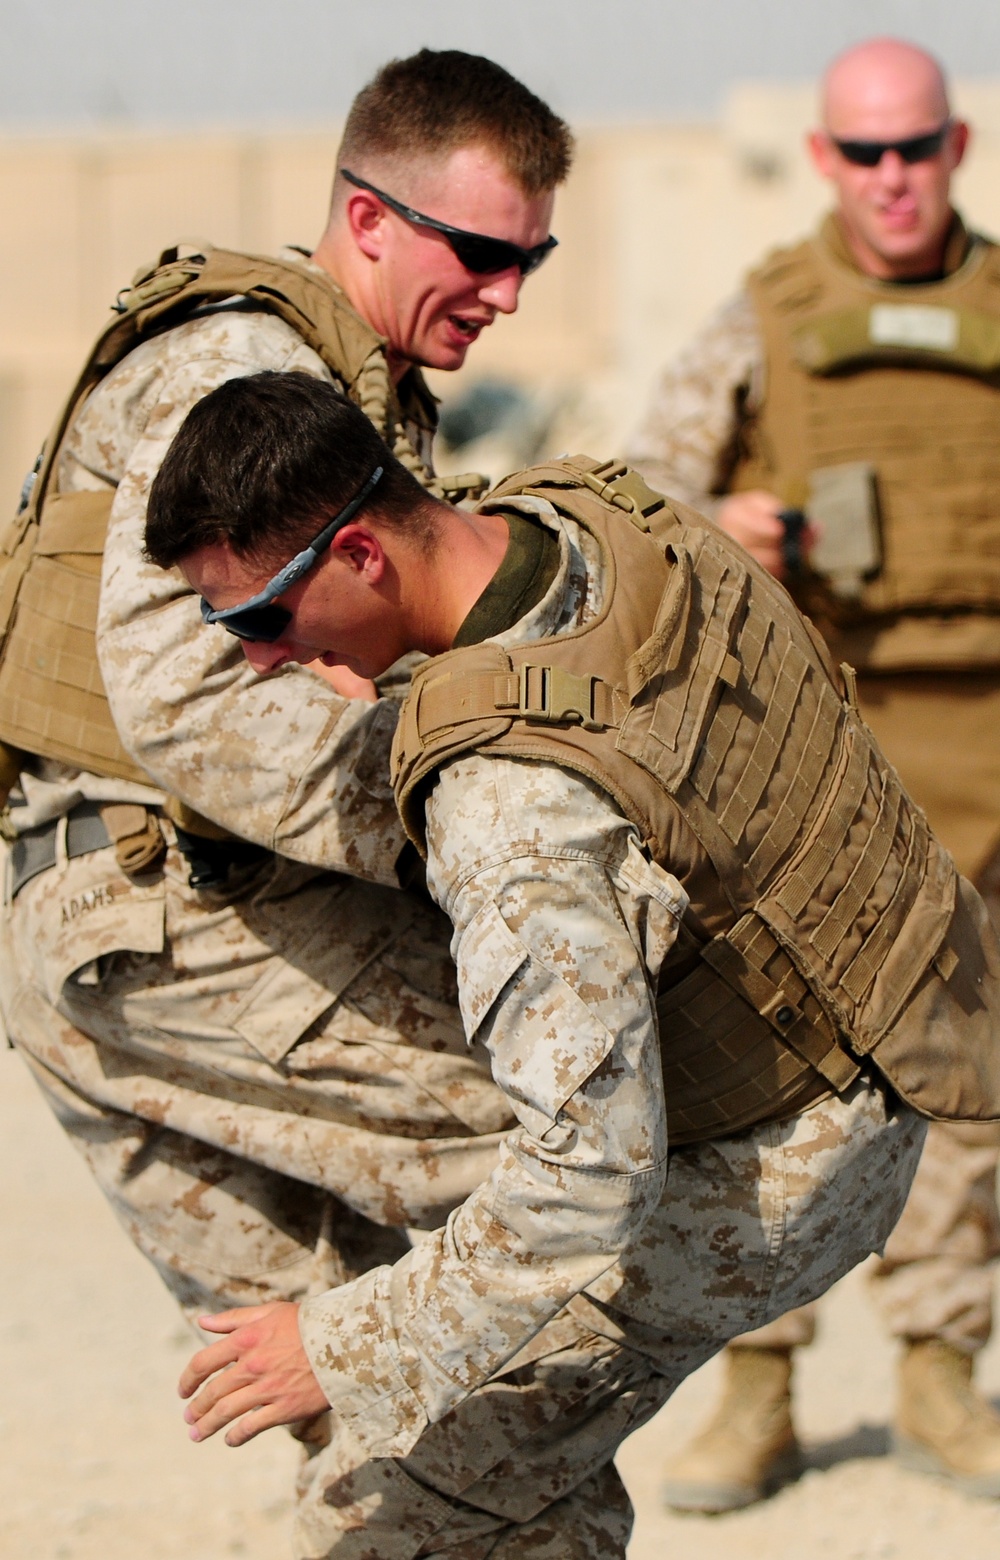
top-left (393, 457), bottom-right (1000, 1143)
top-left (0, 243), bottom-right (481, 804)
top-left (733, 226), bottom-right (1000, 626)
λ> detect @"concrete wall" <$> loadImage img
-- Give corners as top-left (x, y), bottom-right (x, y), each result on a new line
top-left (4, 80), bottom-right (1000, 500)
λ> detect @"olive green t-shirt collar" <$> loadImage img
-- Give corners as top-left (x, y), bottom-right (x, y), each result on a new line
top-left (453, 507), bottom-right (562, 648)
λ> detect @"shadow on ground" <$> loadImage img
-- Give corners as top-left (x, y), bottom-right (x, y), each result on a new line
top-left (804, 1421), bottom-right (890, 1471)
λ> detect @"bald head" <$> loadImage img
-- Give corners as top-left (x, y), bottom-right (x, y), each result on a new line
top-left (808, 37), bottom-right (968, 280)
top-left (822, 38), bottom-right (950, 139)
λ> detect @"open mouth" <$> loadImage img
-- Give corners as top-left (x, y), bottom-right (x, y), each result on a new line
top-left (449, 315), bottom-right (486, 339)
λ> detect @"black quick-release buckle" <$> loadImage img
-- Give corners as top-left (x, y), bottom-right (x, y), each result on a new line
top-left (518, 664), bottom-right (604, 730)
top-left (172, 826), bottom-right (269, 890)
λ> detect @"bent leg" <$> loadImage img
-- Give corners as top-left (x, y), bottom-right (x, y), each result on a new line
top-left (294, 1314), bottom-right (669, 1560)
top-left (867, 1118), bottom-right (1000, 1352)
top-left (293, 1079), bottom-right (926, 1557)
top-left (17, 1043), bottom-right (409, 1322)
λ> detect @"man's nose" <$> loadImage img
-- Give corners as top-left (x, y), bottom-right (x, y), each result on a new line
top-left (477, 267), bottom-right (522, 315)
top-left (875, 149), bottom-right (909, 186)
top-left (241, 640), bottom-right (291, 675)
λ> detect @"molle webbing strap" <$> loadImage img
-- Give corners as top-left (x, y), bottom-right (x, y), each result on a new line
top-left (657, 907), bottom-right (856, 1144)
top-left (747, 678), bottom-right (842, 885)
top-left (716, 640), bottom-right (810, 844)
top-left (839, 807), bottom-right (931, 1013)
top-left (648, 526), bottom-right (948, 1062)
top-left (702, 915), bottom-right (859, 1088)
top-left (775, 731), bottom-right (870, 920)
top-left (810, 768), bottom-right (902, 963)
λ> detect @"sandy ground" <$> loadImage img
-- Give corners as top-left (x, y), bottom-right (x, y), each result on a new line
top-left (3, 1044), bottom-right (1000, 1560)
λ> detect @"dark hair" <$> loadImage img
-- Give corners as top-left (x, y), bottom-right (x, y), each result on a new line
top-left (337, 49), bottom-right (573, 196)
top-left (144, 372), bottom-right (433, 570)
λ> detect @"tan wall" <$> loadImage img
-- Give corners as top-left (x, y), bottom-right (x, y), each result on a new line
top-left (4, 79), bottom-right (1000, 499)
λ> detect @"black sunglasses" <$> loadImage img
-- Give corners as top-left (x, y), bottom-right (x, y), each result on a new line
top-left (340, 169), bottom-right (558, 277)
top-left (200, 465), bottom-right (383, 643)
top-left (831, 121), bottom-right (952, 168)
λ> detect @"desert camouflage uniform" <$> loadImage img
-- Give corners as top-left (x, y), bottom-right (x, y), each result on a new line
top-left (287, 497), bottom-right (926, 1557)
top-left (628, 294), bottom-right (1000, 1357)
top-left (0, 253), bottom-right (511, 1325)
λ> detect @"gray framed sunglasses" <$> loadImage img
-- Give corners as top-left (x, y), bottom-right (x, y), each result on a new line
top-left (200, 465), bottom-right (384, 643)
top-left (340, 169), bottom-right (558, 276)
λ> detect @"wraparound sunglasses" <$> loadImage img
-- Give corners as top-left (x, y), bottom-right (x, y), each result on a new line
top-left (340, 168), bottom-right (558, 276)
top-left (200, 464), bottom-right (384, 643)
top-left (831, 121), bottom-right (952, 168)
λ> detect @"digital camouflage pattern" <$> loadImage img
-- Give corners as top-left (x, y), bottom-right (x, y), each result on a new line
top-left (625, 290), bottom-right (761, 519)
top-left (0, 254), bottom-right (510, 1336)
top-left (626, 262), bottom-right (1000, 1362)
top-left (91, 256), bottom-right (425, 884)
top-left (296, 1080), bottom-right (923, 1557)
top-left (742, 1119), bottom-right (1000, 1356)
top-left (291, 499), bottom-right (926, 1555)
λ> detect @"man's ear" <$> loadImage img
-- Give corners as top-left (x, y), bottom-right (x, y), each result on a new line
top-left (344, 190), bottom-right (387, 262)
top-left (330, 524), bottom-right (386, 581)
top-left (807, 128), bottom-right (837, 182)
top-left (948, 119), bottom-right (971, 172)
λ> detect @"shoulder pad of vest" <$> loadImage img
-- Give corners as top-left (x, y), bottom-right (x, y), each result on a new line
top-left (974, 233), bottom-right (1000, 285)
top-left (109, 243), bottom-right (385, 387)
top-left (747, 236), bottom-right (824, 308)
top-left (483, 455), bottom-right (675, 531)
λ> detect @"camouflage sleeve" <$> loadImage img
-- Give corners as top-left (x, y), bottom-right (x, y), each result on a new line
top-left (625, 291), bottom-right (762, 514)
top-left (297, 755), bottom-right (685, 1459)
top-left (96, 320), bottom-right (410, 887)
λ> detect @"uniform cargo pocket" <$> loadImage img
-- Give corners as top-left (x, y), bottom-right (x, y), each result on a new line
top-left (13, 843), bottom-right (165, 1005)
top-left (456, 899), bottom-right (618, 1131)
top-left (228, 876), bottom-right (411, 1065)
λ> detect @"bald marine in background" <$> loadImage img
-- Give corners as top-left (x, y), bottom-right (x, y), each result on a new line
top-left (629, 35), bottom-right (1000, 1508)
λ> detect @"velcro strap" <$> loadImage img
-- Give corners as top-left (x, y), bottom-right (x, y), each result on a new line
top-left (99, 803), bottom-right (166, 874)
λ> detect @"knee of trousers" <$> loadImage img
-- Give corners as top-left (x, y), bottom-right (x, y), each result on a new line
top-left (295, 1327), bottom-right (669, 1557)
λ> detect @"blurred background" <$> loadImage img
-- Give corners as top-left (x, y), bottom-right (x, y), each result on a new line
top-left (5, 0), bottom-right (1000, 497)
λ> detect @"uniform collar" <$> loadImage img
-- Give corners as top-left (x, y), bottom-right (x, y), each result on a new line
top-left (820, 209), bottom-right (973, 283)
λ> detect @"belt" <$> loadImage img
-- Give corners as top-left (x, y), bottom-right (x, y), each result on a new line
top-left (8, 801), bottom-right (269, 898)
top-left (9, 801), bottom-right (115, 898)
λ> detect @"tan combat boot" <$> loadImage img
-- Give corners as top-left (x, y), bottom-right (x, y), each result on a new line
top-left (893, 1339), bottom-right (1000, 1497)
top-left (661, 1345), bottom-right (801, 1513)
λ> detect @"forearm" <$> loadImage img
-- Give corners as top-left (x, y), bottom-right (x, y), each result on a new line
top-left (296, 765), bottom-right (685, 1457)
top-left (299, 1108), bottom-right (665, 1459)
top-left (101, 569), bottom-right (407, 883)
top-left (626, 291), bottom-right (762, 513)
top-left (97, 353), bottom-right (409, 886)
